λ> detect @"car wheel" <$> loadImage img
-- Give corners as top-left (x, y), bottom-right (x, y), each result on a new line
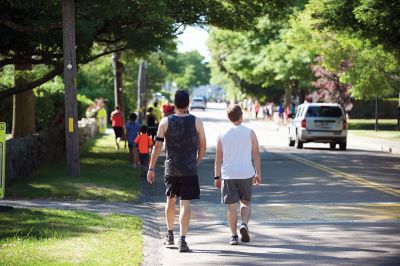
top-left (289, 136), bottom-right (295, 147)
top-left (339, 141), bottom-right (347, 151)
top-left (329, 143), bottom-right (336, 150)
top-left (295, 133), bottom-right (303, 149)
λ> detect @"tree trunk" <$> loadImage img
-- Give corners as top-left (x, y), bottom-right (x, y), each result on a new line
top-left (284, 81), bottom-right (293, 108)
top-left (113, 51), bottom-right (125, 115)
top-left (62, 0), bottom-right (80, 177)
top-left (12, 64), bottom-right (35, 138)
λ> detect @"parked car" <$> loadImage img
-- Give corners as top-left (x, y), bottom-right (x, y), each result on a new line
top-left (288, 103), bottom-right (348, 150)
top-left (190, 97), bottom-right (206, 111)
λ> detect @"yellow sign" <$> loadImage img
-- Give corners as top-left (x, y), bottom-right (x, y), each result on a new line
top-left (68, 117), bottom-right (74, 133)
top-left (0, 122), bottom-right (6, 199)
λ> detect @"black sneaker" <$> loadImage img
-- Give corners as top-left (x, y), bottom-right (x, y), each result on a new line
top-left (239, 224), bottom-right (250, 242)
top-left (164, 233), bottom-right (174, 246)
top-left (178, 240), bottom-right (190, 252)
top-left (229, 235), bottom-right (239, 245)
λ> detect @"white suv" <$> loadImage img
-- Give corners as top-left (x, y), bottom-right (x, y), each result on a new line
top-left (288, 103), bottom-right (348, 150)
top-left (190, 97), bottom-right (206, 111)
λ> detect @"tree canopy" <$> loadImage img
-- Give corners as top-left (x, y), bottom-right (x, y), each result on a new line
top-left (207, 0), bottom-right (400, 103)
top-left (0, 0), bottom-right (292, 98)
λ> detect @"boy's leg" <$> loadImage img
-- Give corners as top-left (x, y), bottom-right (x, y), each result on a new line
top-left (239, 200), bottom-right (251, 242)
top-left (239, 200), bottom-right (251, 225)
top-left (129, 145), bottom-right (133, 165)
top-left (227, 203), bottom-right (238, 236)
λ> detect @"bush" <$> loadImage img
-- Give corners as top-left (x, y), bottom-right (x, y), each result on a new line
top-left (35, 77), bottom-right (95, 131)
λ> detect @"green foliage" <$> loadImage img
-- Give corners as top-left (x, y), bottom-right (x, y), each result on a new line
top-left (207, 0), bottom-right (400, 103)
top-left (163, 50), bottom-right (210, 90)
top-left (0, 208), bottom-right (142, 265)
top-left (311, 0), bottom-right (400, 57)
top-left (0, 0), bottom-right (292, 98)
top-left (34, 77), bottom-right (94, 131)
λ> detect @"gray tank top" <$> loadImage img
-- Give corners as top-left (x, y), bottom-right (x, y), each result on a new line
top-left (164, 114), bottom-right (198, 176)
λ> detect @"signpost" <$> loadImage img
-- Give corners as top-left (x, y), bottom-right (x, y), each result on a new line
top-left (0, 122), bottom-right (6, 199)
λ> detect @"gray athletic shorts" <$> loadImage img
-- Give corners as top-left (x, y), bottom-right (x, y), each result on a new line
top-left (221, 177), bottom-right (254, 204)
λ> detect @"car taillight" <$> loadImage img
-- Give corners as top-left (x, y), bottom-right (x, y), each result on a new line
top-left (343, 119), bottom-right (347, 130)
top-left (301, 119), bottom-right (306, 128)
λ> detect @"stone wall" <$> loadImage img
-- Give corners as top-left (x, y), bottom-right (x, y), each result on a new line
top-left (5, 118), bottom-right (98, 184)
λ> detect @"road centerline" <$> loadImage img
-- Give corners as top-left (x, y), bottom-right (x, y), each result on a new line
top-left (276, 152), bottom-right (400, 198)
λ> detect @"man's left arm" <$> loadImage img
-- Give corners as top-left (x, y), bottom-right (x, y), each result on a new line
top-left (196, 117), bottom-right (206, 164)
top-left (251, 130), bottom-right (261, 185)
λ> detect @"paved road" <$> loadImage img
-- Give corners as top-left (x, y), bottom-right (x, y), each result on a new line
top-left (144, 103), bottom-right (400, 265)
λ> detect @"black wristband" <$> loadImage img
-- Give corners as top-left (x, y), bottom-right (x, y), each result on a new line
top-left (214, 176), bottom-right (220, 180)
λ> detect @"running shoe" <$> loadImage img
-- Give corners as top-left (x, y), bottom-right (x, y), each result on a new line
top-left (239, 223), bottom-right (250, 242)
top-left (178, 240), bottom-right (190, 252)
top-left (164, 233), bottom-right (174, 246)
top-left (229, 235), bottom-right (239, 245)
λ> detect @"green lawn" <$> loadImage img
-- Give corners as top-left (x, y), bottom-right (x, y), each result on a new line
top-left (349, 130), bottom-right (400, 141)
top-left (348, 119), bottom-right (399, 141)
top-left (348, 119), bottom-right (398, 131)
top-left (7, 134), bottom-right (141, 202)
top-left (0, 208), bottom-right (142, 266)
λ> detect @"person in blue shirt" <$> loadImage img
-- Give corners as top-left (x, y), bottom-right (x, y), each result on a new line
top-left (125, 112), bottom-right (141, 167)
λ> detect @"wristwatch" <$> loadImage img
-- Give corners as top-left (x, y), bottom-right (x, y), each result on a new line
top-left (148, 168), bottom-right (154, 171)
top-left (214, 176), bottom-right (220, 180)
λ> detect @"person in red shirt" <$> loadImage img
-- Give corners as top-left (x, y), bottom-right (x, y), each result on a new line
top-left (110, 105), bottom-right (125, 149)
top-left (134, 125), bottom-right (153, 177)
top-left (162, 100), bottom-right (175, 117)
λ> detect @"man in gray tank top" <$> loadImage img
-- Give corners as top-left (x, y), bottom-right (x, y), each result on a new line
top-left (147, 90), bottom-right (206, 253)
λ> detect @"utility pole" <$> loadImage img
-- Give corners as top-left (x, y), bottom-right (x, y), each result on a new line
top-left (375, 94), bottom-right (378, 132)
top-left (112, 52), bottom-right (125, 115)
top-left (62, 0), bottom-right (79, 176)
top-left (137, 60), bottom-right (147, 123)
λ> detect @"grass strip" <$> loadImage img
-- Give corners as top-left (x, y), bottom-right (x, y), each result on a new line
top-left (7, 133), bottom-right (141, 202)
top-left (348, 119), bottom-right (397, 131)
top-left (0, 208), bottom-right (142, 266)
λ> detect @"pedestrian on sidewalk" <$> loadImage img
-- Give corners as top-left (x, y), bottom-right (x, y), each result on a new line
top-left (125, 112), bottom-right (140, 167)
top-left (147, 90), bottom-right (207, 253)
top-left (110, 105), bottom-right (124, 149)
top-left (214, 104), bottom-right (261, 245)
top-left (134, 125), bottom-right (153, 177)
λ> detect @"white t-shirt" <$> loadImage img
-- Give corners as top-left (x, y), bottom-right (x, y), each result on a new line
top-left (220, 124), bottom-right (255, 179)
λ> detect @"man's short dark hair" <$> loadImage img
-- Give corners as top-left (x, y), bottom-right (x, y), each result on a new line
top-left (227, 104), bottom-right (243, 122)
top-left (174, 90), bottom-right (189, 109)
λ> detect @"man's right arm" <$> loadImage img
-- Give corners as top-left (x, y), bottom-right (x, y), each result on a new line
top-left (147, 117), bottom-right (167, 184)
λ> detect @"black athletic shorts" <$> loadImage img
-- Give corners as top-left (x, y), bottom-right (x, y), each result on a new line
top-left (164, 175), bottom-right (200, 200)
top-left (113, 126), bottom-right (123, 138)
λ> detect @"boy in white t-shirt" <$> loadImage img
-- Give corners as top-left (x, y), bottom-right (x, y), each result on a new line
top-left (214, 104), bottom-right (261, 245)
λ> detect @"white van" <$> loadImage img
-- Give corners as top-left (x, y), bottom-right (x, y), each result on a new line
top-left (288, 103), bottom-right (348, 150)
